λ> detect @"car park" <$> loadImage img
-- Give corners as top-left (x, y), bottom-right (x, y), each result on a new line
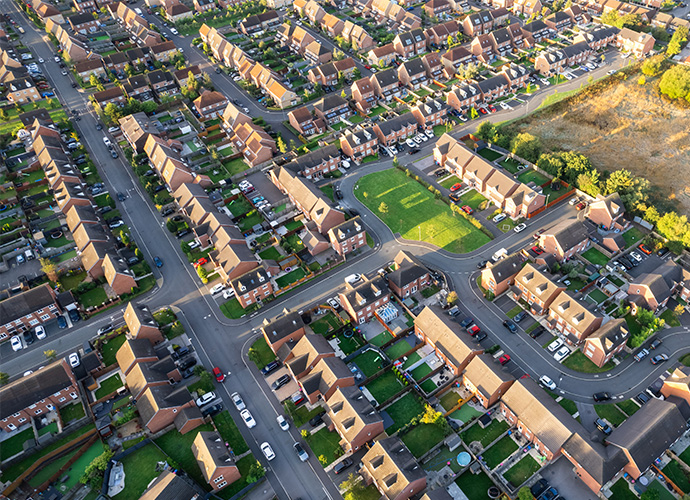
top-left (11, 335), bottom-right (23, 351)
top-left (554, 346), bottom-right (570, 362)
top-left (503, 320), bottom-right (517, 333)
top-left (634, 348), bottom-right (649, 362)
top-left (240, 409), bottom-right (256, 428)
top-left (657, 247), bottom-right (669, 257)
top-left (195, 392), bottom-right (217, 407)
top-left (271, 374), bottom-right (290, 390)
top-left (261, 361), bottom-right (280, 375)
top-left (539, 375), bottom-right (556, 390)
top-left (277, 415), bottom-right (290, 431)
top-left (499, 354), bottom-right (511, 365)
top-left (261, 442), bottom-right (275, 461)
top-left (593, 392), bottom-right (611, 402)
top-left (651, 354), bottom-right (668, 365)
top-left (547, 339), bottom-right (563, 352)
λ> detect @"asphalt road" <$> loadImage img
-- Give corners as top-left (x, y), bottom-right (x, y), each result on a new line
top-left (3, 3), bottom-right (681, 497)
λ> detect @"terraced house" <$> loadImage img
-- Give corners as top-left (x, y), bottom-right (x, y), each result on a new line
top-left (283, 144), bottom-right (341, 180)
top-left (314, 94), bottom-right (352, 126)
top-left (397, 58), bottom-right (427, 89)
top-left (360, 437), bottom-right (427, 500)
top-left (411, 98), bottom-right (448, 129)
top-left (351, 77), bottom-right (377, 114)
top-left (480, 252), bottom-right (523, 296)
top-left (462, 353), bottom-right (514, 407)
top-left (373, 114), bottom-right (418, 146)
top-left (511, 263), bottom-right (565, 316)
top-left (548, 291), bottom-right (603, 344)
top-left (340, 127), bottom-right (379, 161)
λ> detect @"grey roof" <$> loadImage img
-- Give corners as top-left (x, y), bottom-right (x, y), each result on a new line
top-left (586, 318), bottom-right (628, 356)
top-left (522, 20), bottom-right (548, 33)
top-left (300, 356), bottom-right (352, 395)
top-left (231, 267), bottom-right (270, 295)
top-left (262, 310), bottom-right (305, 343)
top-left (314, 94), bottom-right (349, 114)
top-left (0, 361), bottom-right (73, 419)
top-left (546, 218), bottom-right (589, 252)
top-left (361, 437), bottom-right (425, 500)
top-left (388, 261), bottom-right (428, 289)
top-left (561, 432), bottom-right (627, 485)
top-left (0, 284), bottom-right (56, 327)
top-left (328, 216), bottom-right (364, 242)
top-left (285, 144), bottom-right (340, 175)
top-left (137, 385), bottom-right (193, 427)
top-left (340, 276), bottom-right (389, 314)
top-left (396, 28), bottom-right (424, 46)
top-left (376, 113), bottom-right (417, 136)
top-left (487, 253), bottom-right (523, 282)
top-left (139, 470), bottom-right (200, 500)
top-left (174, 405), bottom-right (203, 432)
top-left (491, 27), bottom-right (511, 44)
top-left (401, 58), bottom-right (425, 76)
top-left (477, 74), bottom-right (508, 94)
top-left (373, 68), bottom-right (398, 88)
top-left (630, 260), bottom-right (683, 303)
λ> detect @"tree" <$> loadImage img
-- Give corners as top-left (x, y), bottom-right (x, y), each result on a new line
top-left (0, 108), bottom-right (7, 121)
top-left (0, 372), bottom-right (8, 385)
top-left (604, 169), bottom-right (650, 213)
top-left (103, 102), bottom-right (122, 124)
top-left (378, 202), bottom-right (388, 214)
top-left (89, 74), bottom-right (100, 88)
top-left (341, 473), bottom-right (365, 496)
top-left (510, 132), bottom-right (541, 163)
top-left (277, 136), bottom-right (287, 153)
top-left (353, 67), bottom-right (361, 80)
top-left (447, 291), bottom-right (458, 305)
top-left (420, 405), bottom-right (444, 425)
top-left (675, 303), bottom-right (686, 316)
top-left (638, 75), bottom-right (646, 85)
top-left (667, 25), bottom-right (689, 56)
top-left (124, 63), bottom-right (135, 77)
top-left (475, 121), bottom-right (497, 142)
top-left (44, 349), bottom-right (57, 360)
top-left (469, 107), bottom-right (479, 120)
top-left (641, 55), bottom-right (663, 77)
top-left (341, 89), bottom-right (347, 99)
top-left (40, 258), bottom-right (58, 282)
top-left (80, 450), bottom-right (114, 489)
top-left (246, 461), bottom-right (266, 483)
top-left (576, 170), bottom-right (601, 197)
top-left (518, 487), bottom-right (534, 500)
top-left (392, 155), bottom-right (400, 168)
top-left (289, 139), bottom-right (296, 151)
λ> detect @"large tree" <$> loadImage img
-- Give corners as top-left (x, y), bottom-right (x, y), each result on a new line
top-left (659, 64), bottom-right (690, 101)
top-left (475, 121), bottom-right (497, 142)
top-left (667, 26), bottom-right (689, 56)
top-left (510, 132), bottom-right (541, 163)
top-left (604, 169), bottom-right (650, 212)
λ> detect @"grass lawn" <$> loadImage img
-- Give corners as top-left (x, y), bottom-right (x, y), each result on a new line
top-left (276, 267), bottom-right (307, 288)
top-left (588, 289), bottom-right (608, 304)
top-left (616, 400), bottom-right (640, 417)
top-left (410, 362), bottom-right (433, 381)
top-left (353, 349), bottom-right (387, 377)
top-left (100, 334), bottom-right (127, 366)
top-left (0, 428), bottom-right (34, 461)
top-left (660, 309), bottom-right (681, 327)
top-left (258, 246), bottom-right (281, 261)
top-left (248, 337), bottom-right (276, 369)
top-left (310, 312), bottom-right (341, 335)
top-left (609, 478), bottom-right (637, 500)
top-left (419, 378), bottom-right (437, 393)
top-left (499, 158), bottom-right (522, 174)
top-left (283, 233), bottom-right (305, 253)
top-left (517, 169), bottom-right (549, 186)
top-left (77, 286), bottom-right (108, 309)
top-left (664, 460), bottom-right (690, 493)
top-left (365, 371), bottom-right (404, 403)
top-left (477, 148), bottom-right (503, 162)
top-left (581, 247), bottom-right (609, 266)
top-left (384, 393), bottom-right (426, 433)
top-left (94, 373), bottom-right (123, 400)
top-left (113, 443), bottom-right (169, 499)
top-left (622, 227), bottom-right (644, 248)
top-left (305, 428), bottom-right (342, 466)
top-left (337, 333), bottom-right (364, 355)
top-left (558, 398), bottom-right (578, 416)
top-left (28, 448), bottom-right (77, 487)
top-left (401, 351), bottom-right (421, 370)
top-left (440, 391), bottom-right (462, 412)
top-left (222, 157), bottom-right (249, 176)
top-left (646, 479), bottom-right (678, 500)
top-left (537, 87), bottom-right (580, 109)
top-left (433, 124), bottom-right (448, 136)
top-left (455, 470), bottom-right (496, 500)
top-left (355, 169), bottom-right (490, 253)
top-left (59, 403), bottom-right (85, 424)
top-left (439, 175), bottom-right (462, 189)
top-left (462, 419), bottom-right (509, 448)
top-left (506, 305), bottom-right (524, 318)
top-left (624, 314), bottom-right (642, 339)
top-left (291, 404), bottom-right (325, 428)
top-left (59, 271), bottom-right (87, 290)
top-left (562, 350), bottom-right (614, 373)
top-left (369, 106), bottom-right (386, 116)
top-left (55, 441), bottom-right (107, 491)
top-left (216, 455), bottom-right (259, 499)
top-left (368, 331), bottom-right (393, 347)
top-left (220, 298), bottom-right (254, 319)
top-left (213, 411), bottom-right (249, 454)
top-left (401, 423), bottom-right (446, 458)
top-left (594, 404), bottom-right (627, 427)
top-left (459, 189), bottom-right (488, 211)
top-left (320, 185), bottom-right (334, 201)
top-left (482, 435), bottom-right (519, 469)
top-left (503, 454), bottom-right (541, 488)
top-left (154, 424), bottom-right (215, 489)
top-left (385, 340), bottom-right (414, 359)
top-left (239, 211), bottom-right (264, 231)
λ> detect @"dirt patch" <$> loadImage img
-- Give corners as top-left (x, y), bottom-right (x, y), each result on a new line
top-left (507, 74), bottom-right (690, 214)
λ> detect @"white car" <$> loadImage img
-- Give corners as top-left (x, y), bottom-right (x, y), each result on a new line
top-left (500, 102), bottom-right (511, 110)
top-left (68, 352), bottom-right (80, 368)
top-left (11, 335), bottom-right (23, 351)
top-left (327, 297), bottom-right (340, 309)
top-left (406, 138), bottom-right (416, 148)
top-left (222, 288), bottom-right (236, 299)
top-left (418, 134), bottom-right (429, 142)
top-left (493, 213), bottom-right (507, 223)
top-left (103, 137), bottom-right (111, 147)
top-left (54, 56), bottom-right (60, 63)
top-left (547, 339), bottom-right (564, 352)
top-left (231, 392), bottom-right (246, 411)
top-left (189, 241), bottom-right (200, 250)
top-left (514, 223), bottom-right (527, 233)
top-left (629, 251), bottom-right (643, 262)
top-left (607, 70), bottom-right (616, 76)
top-left (413, 135), bottom-right (423, 144)
top-left (554, 346), bottom-right (570, 362)
top-left (210, 284), bottom-right (225, 295)
top-left (539, 375), bottom-right (557, 390)
top-left (424, 129), bottom-right (434, 139)
top-left (196, 391), bottom-right (217, 407)
top-left (61, 69), bottom-right (67, 76)
top-left (35, 325), bottom-right (46, 340)
top-left (389, 145), bottom-right (398, 155)
top-left (277, 415), bottom-right (290, 431)
top-left (38, 58), bottom-right (44, 63)
top-left (233, 75), bottom-right (242, 81)
top-left (341, 160), bottom-right (351, 169)
top-left (170, 27), bottom-right (178, 35)
top-left (240, 409), bottom-right (256, 428)
top-left (261, 442), bottom-right (275, 461)
top-left (564, 72), bottom-right (574, 80)
top-left (569, 197), bottom-right (579, 205)
top-left (24, 370), bottom-right (33, 376)
top-left (345, 273), bottom-right (362, 284)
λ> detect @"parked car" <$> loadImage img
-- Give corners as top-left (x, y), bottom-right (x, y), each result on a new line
top-left (513, 311), bottom-right (527, 323)
top-left (651, 354), bottom-right (668, 365)
top-left (261, 361), bottom-right (280, 375)
top-left (634, 348), bottom-right (650, 362)
top-left (333, 457), bottom-right (353, 474)
top-left (499, 354), bottom-right (511, 365)
top-left (201, 403), bottom-right (224, 417)
top-left (69, 309), bottom-right (81, 323)
top-left (540, 375), bottom-right (557, 390)
top-left (514, 223), bottom-right (527, 233)
top-left (461, 205), bottom-right (473, 214)
top-left (593, 392), bottom-right (611, 402)
top-left (10, 335), bottom-right (23, 351)
top-left (231, 392), bottom-right (245, 411)
top-left (474, 332), bottom-right (487, 342)
top-left (57, 316), bottom-right (67, 329)
top-left (277, 415), bottom-right (290, 431)
top-left (493, 213), bottom-right (507, 223)
top-left (638, 243), bottom-right (652, 255)
top-left (531, 479), bottom-right (549, 498)
top-left (467, 325), bottom-right (481, 336)
top-left (528, 326), bottom-right (544, 339)
top-left (23, 330), bottom-right (35, 345)
top-left (547, 339), bottom-right (563, 352)
top-left (450, 183), bottom-right (462, 192)
top-left (213, 367), bottom-right (226, 382)
top-left (595, 418), bottom-right (613, 435)
top-left (309, 411), bottom-right (325, 427)
top-left (459, 317), bottom-right (474, 328)
top-left (554, 346), bottom-right (570, 362)
top-left (240, 409), bottom-right (256, 428)
top-left (503, 320), bottom-right (517, 333)
top-left (650, 339), bottom-right (662, 350)
top-left (636, 392), bottom-right (650, 405)
top-left (271, 374), bottom-right (290, 390)
top-left (261, 442), bottom-right (275, 461)
top-left (68, 352), bottom-right (80, 368)
top-left (35, 325), bottom-right (47, 340)
top-left (97, 324), bottom-right (113, 335)
top-left (477, 260), bottom-right (489, 269)
top-left (294, 442), bottom-right (309, 462)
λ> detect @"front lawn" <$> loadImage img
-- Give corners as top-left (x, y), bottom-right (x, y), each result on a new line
top-left (503, 455), bottom-right (541, 488)
top-left (276, 267), bottom-right (307, 288)
top-left (622, 227), bottom-right (644, 248)
top-left (289, 404), bottom-right (325, 428)
top-left (581, 248), bottom-right (609, 267)
top-left (517, 169), bottom-right (549, 186)
top-left (439, 175), bottom-right (462, 189)
top-left (455, 470), bottom-right (496, 500)
top-left (100, 334), bottom-right (127, 366)
top-left (660, 309), bottom-right (681, 327)
top-left (213, 411), bottom-right (249, 454)
top-left (216, 456), bottom-right (256, 499)
top-left (113, 444), bottom-right (171, 499)
top-left (154, 424), bottom-right (215, 488)
top-left (94, 373), bottom-right (124, 400)
top-left (365, 371), bottom-right (404, 403)
top-left (384, 393), bottom-right (426, 433)
top-left (561, 350), bottom-right (614, 373)
top-left (305, 428), bottom-right (342, 466)
top-left (616, 400), bottom-right (640, 417)
top-left (482, 435), bottom-right (519, 469)
top-left (353, 349), bottom-right (387, 378)
top-left (594, 404), bottom-right (627, 427)
top-left (77, 286), bottom-right (108, 309)
top-left (459, 189), bottom-right (488, 211)
top-left (401, 423), bottom-right (447, 458)
top-left (248, 337), bottom-right (276, 369)
top-left (220, 298), bottom-right (255, 319)
top-left (355, 169), bottom-right (491, 254)
top-left (461, 419), bottom-right (509, 448)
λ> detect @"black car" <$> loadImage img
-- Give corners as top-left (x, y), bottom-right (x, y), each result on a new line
top-left (636, 392), bottom-right (650, 405)
top-left (176, 229), bottom-right (191, 238)
top-left (161, 207), bottom-right (174, 216)
top-left (117, 192), bottom-right (126, 201)
top-left (513, 311), bottom-right (527, 323)
top-left (178, 356), bottom-right (197, 371)
top-left (657, 247), bottom-right (669, 257)
top-left (649, 339), bottom-right (662, 350)
top-left (408, 147), bottom-right (420, 155)
top-left (171, 345), bottom-right (190, 360)
top-left (503, 320), bottom-right (517, 333)
top-left (434, 169), bottom-right (446, 178)
top-left (68, 309), bottom-right (81, 323)
top-left (171, 215), bottom-right (184, 222)
top-left (459, 317), bottom-right (474, 328)
top-left (57, 316), bottom-right (67, 329)
top-left (593, 392), bottom-right (611, 402)
top-left (477, 260), bottom-right (489, 269)
top-left (261, 360), bottom-right (280, 375)
top-left (309, 411), bottom-right (326, 427)
top-left (620, 255), bottom-right (636, 268)
top-left (333, 457), bottom-right (353, 474)
top-left (531, 479), bottom-right (549, 498)
top-left (111, 151), bottom-right (119, 159)
top-left (182, 367), bottom-right (196, 379)
top-left (528, 326), bottom-right (545, 339)
top-left (23, 330), bottom-right (35, 345)
top-left (335, 189), bottom-right (343, 200)
top-left (474, 331), bottom-right (487, 342)
top-left (154, 185), bottom-right (166, 193)
top-left (272, 374), bottom-right (290, 391)
top-left (201, 403), bottom-right (224, 417)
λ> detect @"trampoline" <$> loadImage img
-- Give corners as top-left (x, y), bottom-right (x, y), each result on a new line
top-left (457, 452), bottom-right (471, 467)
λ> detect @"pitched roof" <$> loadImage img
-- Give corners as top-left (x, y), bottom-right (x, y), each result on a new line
top-left (300, 356), bottom-right (352, 395)
top-left (414, 307), bottom-right (478, 367)
top-left (136, 385), bottom-right (193, 427)
top-left (376, 113), bottom-right (417, 136)
top-left (340, 276), bottom-right (390, 314)
top-left (514, 263), bottom-right (562, 301)
top-left (463, 353), bottom-right (514, 399)
top-left (388, 250), bottom-right (429, 288)
top-left (283, 333), bottom-right (334, 371)
top-left (544, 218), bottom-right (589, 251)
top-left (0, 284), bottom-right (56, 326)
top-left (0, 360), bottom-right (73, 419)
top-left (585, 318), bottom-right (628, 356)
top-left (262, 310), bottom-right (305, 344)
top-left (361, 437), bottom-right (425, 500)
top-left (139, 470), bottom-right (200, 500)
top-left (327, 386), bottom-right (383, 443)
top-left (194, 431), bottom-right (236, 483)
top-left (549, 290), bottom-right (601, 335)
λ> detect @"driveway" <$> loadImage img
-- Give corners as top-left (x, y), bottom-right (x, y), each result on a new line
top-left (540, 456), bottom-right (600, 500)
top-left (624, 253), bottom-right (663, 279)
top-left (265, 367), bottom-right (299, 402)
top-left (246, 171), bottom-right (286, 207)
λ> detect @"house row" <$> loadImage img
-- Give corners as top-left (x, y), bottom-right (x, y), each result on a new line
top-left (434, 134), bottom-right (545, 217)
top-left (462, 8), bottom-right (510, 37)
top-left (307, 58), bottom-right (357, 87)
top-left (445, 64), bottom-right (529, 109)
top-left (221, 102), bottom-right (277, 167)
top-left (469, 23), bottom-right (525, 62)
top-left (651, 11), bottom-right (690, 34)
top-left (238, 10), bottom-right (281, 37)
top-left (200, 24), bottom-right (298, 109)
top-left (107, 2), bottom-right (164, 47)
top-left (45, 19), bottom-right (96, 63)
top-left (293, 0), bottom-right (377, 51)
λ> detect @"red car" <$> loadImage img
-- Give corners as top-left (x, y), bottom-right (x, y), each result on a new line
top-left (533, 229), bottom-right (545, 239)
top-left (575, 202), bottom-right (586, 211)
top-left (638, 243), bottom-right (652, 255)
top-left (193, 257), bottom-right (208, 267)
top-left (467, 325), bottom-right (481, 336)
top-left (364, 64), bottom-right (372, 69)
top-left (531, 245), bottom-right (544, 255)
top-left (479, 108), bottom-right (487, 115)
top-left (499, 354), bottom-right (511, 366)
top-left (213, 367), bottom-right (226, 383)
top-left (461, 205), bottom-right (473, 214)
top-left (450, 183), bottom-right (462, 192)
top-left (488, 104), bottom-right (497, 113)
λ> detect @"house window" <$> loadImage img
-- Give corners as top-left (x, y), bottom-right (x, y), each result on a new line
top-left (214, 476), bottom-right (225, 483)
top-left (18, 417), bottom-right (27, 423)
top-left (217, 481), bottom-right (227, 488)
top-left (59, 397), bottom-right (66, 402)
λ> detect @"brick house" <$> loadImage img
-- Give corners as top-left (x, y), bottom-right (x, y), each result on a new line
top-left (327, 217), bottom-right (367, 257)
top-left (193, 90), bottom-right (229, 120)
top-left (262, 310), bottom-right (307, 355)
top-left (616, 27), bottom-right (655, 56)
top-left (194, 0), bottom-right (216, 14)
top-left (446, 82), bottom-right (483, 110)
top-left (66, 205), bottom-right (98, 234)
top-left (462, 11), bottom-right (493, 36)
top-left (521, 20), bottom-right (550, 45)
top-left (582, 318), bottom-right (628, 368)
top-left (124, 302), bottom-right (164, 344)
top-left (538, 218), bottom-right (590, 262)
top-left (360, 437), bottom-right (426, 500)
top-left (80, 242), bottom-right (112, 280)
top-left (627, 261), bottom-right (684, 313)
top-left (661, 366), bottom-right (690, 405)
top-left (304, 41), bottom-right (332, 65)
top-left (92, 87), bottom-right (126, 109)
top-left (322, 13), bottom-right (345, 37)
top-left (54, 181), bottom-right (91, 214)
top-left (424, 20), bottom-right (460, 48)
top-left (387, 250), bottom-right (430, 299)
top-left (462, 155), bottom-right (496, 194)
top-left (585, 193), bottom-right (626, 230)
top-left (573, 27), bottom-right (618, 51)
top-left (511, 263), bottom-right (565, 316)
top-left (123, 352), bottom-right (182, 400)
top-left (373, 114), bottom-right (418, 146)
top-left (68, 12), bottom-right (99, 34)
top-left (326, 386), bottom-right (384, 453)
top-left (393, 28), bottom-right (427, 58)
top-left (342, 21), bottom-right (376, 51)
top-left (411, 98), bottom-right (448, 130)
top-left (280, 334), bottom-right (335, 380)
top-left (480, 252), bottom-right (523, 296)
top-left (136, 385), bottom-right (199, 434)
top-left (504, 183), bottom-right (546, 218)
top-left (548, 291), bottom-right (603, 344)
top-left (423, 0), bottom-right (452, 18)
top-left (370, 68), bottom-right (401, 102)
top-left (351, 77), bottom-right (377, 114)
top-left (476, 74), bottom-right (509, 102)
top-left (340, 127), bottom-right (379, 161)
top-left (471, 34), bottom-right (494, 62)
top-left (513, 0), bottom-right (542, 16)
top-left (544, 11), bottom-right (572, 32)
top-left (299, 357), bottom-right (355, 404)
top-left (164, 0), bottom-right (193, 22)
top-left (338, 276), bottom-right (390, 324)
top-left (484, 169), bottom-right (519, 209)
top-left (501, 63), bottom-right (530, 90)
top-left (462, 353), bottom-right (514, 408)
top-left (367, 43), bottom-right (397, 67)
top-left (211, 243), bottom-right (260, 284)
top-left (535, 41), bottom-right (592, 76)
top-left (231, 267), bottom-right (273, 308)
top-left (192, 432), bottom-right (241, 491)
top-left (103, 252), bottom-right (137, 296)
top-left (414, 307), bottom-right (482, 376)
top-left (420, 52), bottom-right (444, 81)
top-left (440, 46), bottom-right (473, 79)
top-left (75, 59), bottom-right (106, 80)
top-left (308, 62), bottom-right (340, 87)
top-left (288, 106), bottom-right (326, 137)
top-left (314, 94), bottom-right (352, 126)
top-left (283, 144), bottom-right (341, 180)
top-left (398, 58), bottom-right (427, 89)
top-left (265, 78), bottom-right (299, 110)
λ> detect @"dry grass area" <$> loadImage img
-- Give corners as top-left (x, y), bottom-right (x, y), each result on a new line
top-left (508, 72), bottom-right (690, 214)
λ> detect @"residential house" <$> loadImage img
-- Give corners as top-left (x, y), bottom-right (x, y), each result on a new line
top-left (471, 34), bottom-right (495, 62)
top-left (124, 302), bottom-right (164, 344)
top-left (121, 350), bottom-right (182, 400)
top-left (92, 87), bottom-right (126, 109)
top-left (299, 356), bottom-right (355, 404)
top-left (43, 160), bottom-right (81, 189)
top-left (420, 52), bottom-right (444, 81)
top-left (80, 242), bottom-right (112, 279)
top-left (424, 20), bottom-right (460, 48)
top-left (74, 59), bottom-right (106, 80)
top-left (103, 252), bottom-right (137, 296)
top-left (484, 168), bottom-right (519, 209)
top-left (119, 112), bottom-right (156, 153)
top-left (54, 181), bottom-right (91, 214)
top-left (501, 63), bottom-right (530, 90)
top-left (322, 13), bottom-right (345, 37)
top-left (440, 46), bottom-right (472, 79)
top-left (338, 276), bottom-right (390, 324)
top-left (414, 307), bottom-right (482, 376)
top-left (211, 243), bottom-right (260, 284)
top-left (616, 27), bottom-right (655, 56)
top-left (193, 90), bottom-right (228, 120)
top-left (370, 68), bottom-right (401, 102)
top-left (139, 471), bottom-right (200, 500)
top-left (627, 261), bottom-right (684, 313)
top-left (68, 12), bottom-right (99, 34)
top-left (446, 82), bottom-right (483, 110)
top-left (304, 41), bottom-right (332, 65)
top-left (261, 309), bottom-right (307, 355)
top-left (462, 353), bottom-right (515, 407)
top-left (308, 61), bottom-right (340, 87)
top-left (193, 0), bottom-right (216, 14)
top-left (548, 291), bottom-right (603, 344)
top-left (490, 6), bottom-right (510, 24)
top-left (521, 20), bottom-right (550, 45)
top-left (314, 94), bottom-right (352, 126)
top-left (602, 233), bottom-right (627, 253)
top-left (123, 75), bottom-right (152, 100)
top-left (0, 359), bottom-right (79, 433)
top-left (398, 58), bottom-right (427, 89)
top-left (66, 205), bottom-right (99, 234)
top-left (72, 222), bottom-right (108, 253)
top-left (164, 0), bottom-right (193, 22)
top-left (661, 366), bottom-right (690, 405)
top-left (433, 133), bottom-right (475, 173)
top-left (340, 127), bottom-right (379, 161)
top-left (174, 182), bottom-right (208, 211)
top-left (326, 386), bottom-right (384, 453)
top-left (582, 318), bottom-right (628, 368)
top-left (288, 106), bottom-right (326, 137)
top-left (506, 23), bottom-right (524, 47)
top-left (511, 263), bottom-right (565, 315)
top-left (535, 41), bottom-right (592, 75)
top-left (136, 385), bottom-right (200, 434)
top-left (304, 0), bottom-right (326, 24)
top-left (192, 432), bottom-right (240, 492)
top-left (173, 65), bottom-right (202, 87)
top-left (476, 74), bottom-right (509, 101)
top-left (563, 5), bottom-right (589, 26)
top-left (489, 27), bottom-right (513, 57)
top-left (411, 98), bottom-right (448, 130)
top-left (373, 113), bottom-right (418, 146)
top-left (150, 41), bottom-right (178, 63)
top-left (538, 218), bottom-right (590, 262)
top-left (399, 11), bottom-right (423, 31)
top-left (544, 11), bottom-right (572, 32)
top-left (6, 78), bottom-right (41, 104)
top-left (480, 252), bottom-right (523, 296)
top-left (351, 77), bottom-right (377, 115)
top-left (72, 0), bottom-right (96, 12)
top-left (327, 217), bottom-right (367, 257)
top-left (368, 44), bottom-right (397, 68)
top-left (513, 0), bottom-right (542, 16)
top-left (462, 155), bottom-right (496, 194)
top-left (424, 0), bottom-right (452, 18)
top-left (585, 193), bottom-right (625, 230)
top-left (280, 334), bottom-right (335, 380)
top-left (343, 21), bottom-right (375, 51)
top-left (462, 11), bottom-right (493, 37)
top-left (276, 24), bottom-right (315, 54)
top-left (387, 250), bottom-right (431, 299)
top-left (360, 437), bottom-right (426, 500)
top-left (103, 52), bottom-right (129, 74)
top-left (149, 69), bottom-right (178, 97)
top-left (230, 268), bottom-right (273, 309)
top-left (393, 29), bottom-right (427, 58)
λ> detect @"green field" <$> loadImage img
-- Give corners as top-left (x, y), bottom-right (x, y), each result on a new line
top-left (355, 169), bottom-right (490, 253)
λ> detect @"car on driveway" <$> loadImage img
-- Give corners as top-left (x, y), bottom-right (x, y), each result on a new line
top-left (636, 392), bottom-right (650, 405)
top-left (334, 457), bottom-right (353, 474)
top-left (202, 403), bottom-right (224, 417)
top-left (196, 392), bottom-right (217, 407)
top-left (539, 375), bottom-right (556, 390)
top-left (467, 325), bottom-right (481, 336)
top-left (327, 297), bottom-right (340, 310)
top-left (309, 411), bottom-right (326, 427)
top-left (503, 320), bottom-right (517, 333)
top-left (474, 331), bottom-right (487, 342)
top-left (294, 442), bottom-right (309, 462)
top-left (595, 418), bottom-right (612, 435)
top-left (593, 392), bottom-right (611, 402)
top-left (57, 316), bottom-right (67, 329)
top-left (547, 339), bottom-right (563, 352)
top-left (513, 311), bottom-right (527, 323)
top-left (651, 354), bottom-right (668, 365)
top-left (493, 213), bottom-right (507, 223)
top-left (261, 361), bottom-right (280, 375)
top-left (68, 352), bottom-right (80, 368)
top-left (240, 409), bottom-right (256, 428)
top-left (261, 442), bottom-right (275, 461)
top-left (450, 183), bottom-right (462, 192)
top-left (271, 374), bottom-right (290, 390)
top-left (554, 346), bottom-right (570, 362)
top-left (11, 335), bottom-right (23, 351)
top-left (210, 284), bottom-right (225, 295)
top-left (230, 392), bottom-right (246, 410)
top-left (35, 325), bottom-right (47, 340)
top-left (528, 326), bottom-right (544, 339)
top-left (499, 354), bottom-right (511, 365)
top-left (459, 317), bottom-right (474, 328)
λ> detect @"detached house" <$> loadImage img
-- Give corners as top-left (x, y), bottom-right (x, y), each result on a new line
top-left (6, 77), bottom-right (40, 104)
top-left (627, 261), bottom-right (684, 314)
top-left (371, 68), bottom-right (401, 102)
top-left (420, 52), bottom-right (444, 81)
top-left (585, 193), bottom-right (626, 230)
top-left (511, 263), bottom-right (565, 316)
top-left (387, 250), bottom-right (431, 299)
top-left (480, 252), bottom-right (523, 296)
top-left (192, 432), bottom-right (240, 492)
top-left (424, 20), bottom-right (461, 47)
top-left (299, 357), bottom-right (355, 404)
top-left (231, 268), bottom-right (273, 309)
top-left (326, 386), bottom-right (384, 453)
top-left (538, 218), bottom-right (590, 262)
top-left (582, 318), bottom-right (628, 368)
top-left (548, 291), bottom-right (603, 344)
top-left (423, 0), bottom-right (452, 18)
top-left (193, 90), bottom-right (228, 120)
top-left (338, 276), bottom-right (391, 324)
top-left (262, 310), bottom-right (306, 355)
top-left (368, 44), bottom-right (397, 67)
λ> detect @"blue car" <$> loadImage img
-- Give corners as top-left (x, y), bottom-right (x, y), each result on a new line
top-left (154, 256), bottom-right (163, 268)
top-left (57, 316), bottom-right (67, 329)
top-left (513, 311), bottom-right (527, 323)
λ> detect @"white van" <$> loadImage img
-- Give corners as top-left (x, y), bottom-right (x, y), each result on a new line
top-left (345, 273), bottom-right (362, 284)
top-left (491, 248), bottom-right (507, 262)
top-left (24, 249), bottom-right (35, 261)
